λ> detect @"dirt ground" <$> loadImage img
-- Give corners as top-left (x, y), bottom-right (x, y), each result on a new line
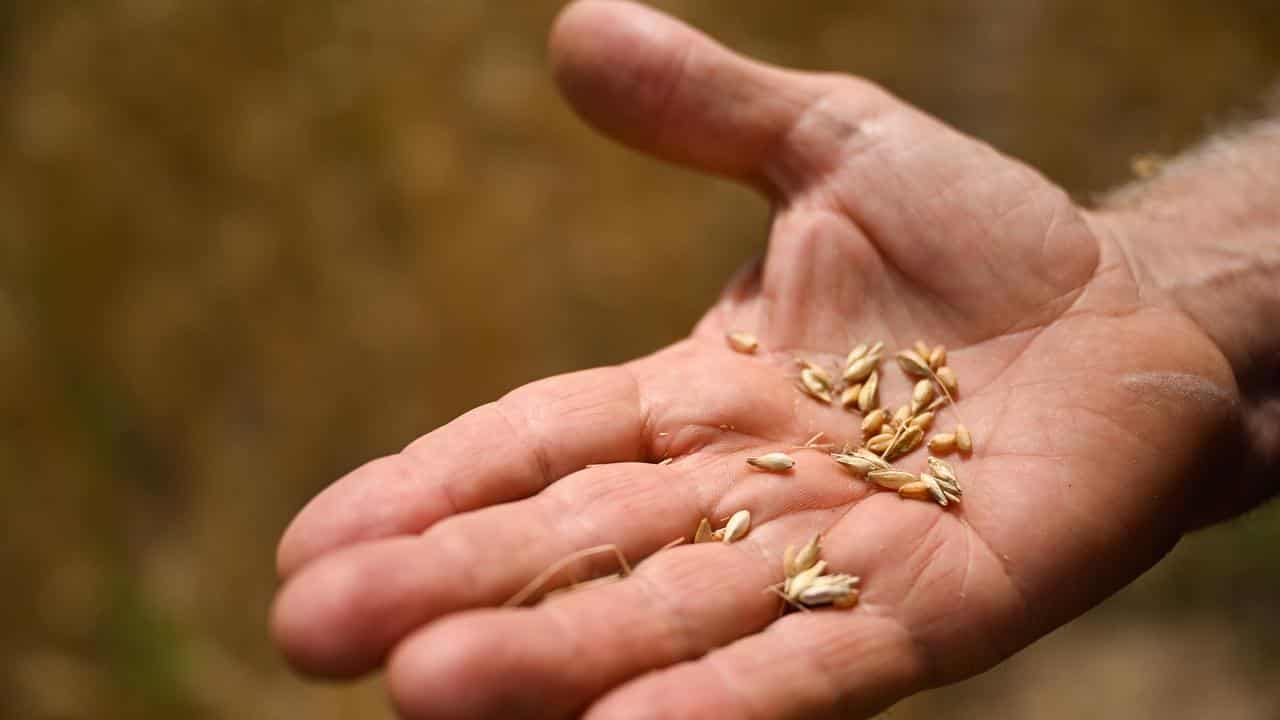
top-left (3, 1), bottom-right (1279, 718)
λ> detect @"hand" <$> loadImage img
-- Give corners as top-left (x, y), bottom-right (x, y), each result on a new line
top-left (271, 1), bottom-right (1241, 717)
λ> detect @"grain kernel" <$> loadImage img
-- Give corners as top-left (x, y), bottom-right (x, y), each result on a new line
top-left (723, 510), bottom-right (751, 543)
top-left (867, 469), bottom-right (917, 490)
top-left (896, 349), bottom-right (931, 378)
top-left (911, 379), bottom-right (935, 414)
top-left (747, 452), bottom-right (796, 471)
top-left (726, 331), bottom-right (758, 354)
top-left (928, 432), bottom-right (957, 454)
top-left (909, 411), bottom-right (935, 432)
top-left (857, 370), bottom-right (880, 412)
top-left (694, 517), bottom-right (714, 543)
top-left (861, 408), bottom-right (887, 437)
top-left (935, 366), bottom-right (959, 395)
top-left (929, 344), bottom-right (947, 370)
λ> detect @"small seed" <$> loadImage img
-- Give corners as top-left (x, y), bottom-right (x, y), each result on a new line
top-left (935, 475), bottom-right (962, 498)
top-left (928, 433), bottom-right (957, 454)
top-left (711, 528), bottom-right (725, 541)
top-left (795, 380), bottom-right (830, 404)
top-left (793, 534), bottom-right (822, 575)
top-left (955, 424), bottom-right (973, 453)
top-left (840, 384), bottom-right (861, 409)
top-left (833, 449), bottom-right (890, 475)
top-left (786, 560), bottom-right (828, 598)
top-left (935, 366), bottom-right (959, 395)
top-left (800, 368), bottom-right (834, 404)
top-left (927, 395), bottom-right (950, 412)
top-left (896, 349), bottom-right (932, 378)
top-left (833, 452), bottom-right (875, 475)
top-left (866, 433), bottom-right (894, 454)
top-left (833, 588), bottom-right (861, 609)
top-left (897, 481), bottom-right (932, 501)
top-left (726, 331), bottom-right (758, 354)
top-left (842, 354), bottom-right (879, 384)
top-left (926, 456), bottom-right (959, 488)
top-left (885, 426), bottom-right (924, 460)
top-left (798, 360), bottom-right (833, 387)
top-left (723, 510), bottom-right (751, 543)
top-left (856, 448), bottom-right (892, 470)
top-left (909, 411), bottom-right (935, 432)
top-left (694, 517), bottom-right (714, 543)
top-left (857, 371), bottom-right (880, 412)
top-left (929, 344), bottom-right (947, 370)
top-left (797, 574), bottom-right (860, 606)
top-left (893, 404), bottom-right (912, 427)
top-left (747, 452), bottom-right (796, 471)
top-left (861, 408), bottom-right (887, 437)
top-left (911, 379), bottom-right (935, 414)
top-left (913, 340), bottom-right (931, 359)
top-left (845, 343), bottom-right (868, 366)
top-left (867, 469), bottom-right (917, 490)
top-left (803, 366), bottom-right (834, 394)
top-left (920, 472), bottom-right (950, 506)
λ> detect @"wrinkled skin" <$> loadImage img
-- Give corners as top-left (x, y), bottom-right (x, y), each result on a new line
top-left (271, 2), bottom-right (1242, 718)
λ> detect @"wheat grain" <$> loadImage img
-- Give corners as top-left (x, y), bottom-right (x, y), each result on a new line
top-left (857, 370), bottom-right (880, 412)
top-left (861, 408), bottom-right (887, 437)
top-left (928, 432), bottom-right (957, 454)
top-left (723, 510), bottom-right (751, 543)
top-left (747, 452), bottom-right (796, 471)
top-left (911, 379), bottom-right (935, 414)
top-left (726, 331), bottom-right (759, 354)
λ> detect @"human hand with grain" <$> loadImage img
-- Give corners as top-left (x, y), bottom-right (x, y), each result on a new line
top-left (271, 1), bottom-right (1278, 718)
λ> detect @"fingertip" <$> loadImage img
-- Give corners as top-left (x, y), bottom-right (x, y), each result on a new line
top-left (549, 0), bottom-right (688, 143)
top-left (271, 551), bottom-right (394, 678)
top-left (386, 619), bottom-right (482, 720)
top-left (275, 454), bottom-right (443, 579)
top-left (388, 611), bottom-right (556, 720)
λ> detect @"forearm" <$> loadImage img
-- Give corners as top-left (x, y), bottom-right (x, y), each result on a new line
top-left (1096, 102), bottom-right (1280, 525)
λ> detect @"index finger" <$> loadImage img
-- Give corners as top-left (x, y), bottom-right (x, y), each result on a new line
top-left (276, 364), bottom-right (648, 577)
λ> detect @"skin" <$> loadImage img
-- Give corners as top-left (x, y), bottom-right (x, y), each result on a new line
top-left (270, 2), bottom-right (1277, 718)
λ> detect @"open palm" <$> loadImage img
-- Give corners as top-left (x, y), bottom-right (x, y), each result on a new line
top-left (272, 2), bottom-right (1237, 718)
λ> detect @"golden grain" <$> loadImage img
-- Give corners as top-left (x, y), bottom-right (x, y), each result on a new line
top-left (747, 452), bottom-right (796, 471)
top-left (928, 432), bottom-right (957, 454)
top-left (867, 469), bottom-right (917, 490)
top-left (726, 331), bottom-right (759, 354)
top-left (694, 517), bottom-right (714, 543)
top-left (723, 510), bottom-right (751, 543)
top-left (908, 411), bottom-right (935, 432)
top-left (911, 379), bottom-right (935, 414)
top-left (857, 370), bottom-right (880, 412)
top-left (861, 408), bottom-right (887, 437)
top-left (896, 349), bottom-right (931, 378)
top-left (929, 344), bottom-right (947, 370)
top-left (842, 354), bottom-right (879, 384)
top-left (935, 365), bottom-right (959, 395)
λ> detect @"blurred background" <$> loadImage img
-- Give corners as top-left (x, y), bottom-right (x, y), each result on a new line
top-left (3, 1), bottom-right (1279, 718)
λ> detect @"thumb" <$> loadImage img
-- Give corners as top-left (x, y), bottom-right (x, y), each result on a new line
top-left (548, 0), bottom-right (895, 197)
